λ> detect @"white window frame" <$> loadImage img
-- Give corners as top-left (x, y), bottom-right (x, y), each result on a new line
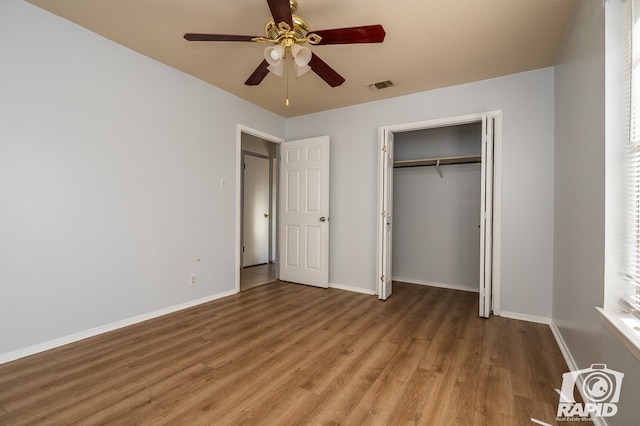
top-left (600, 0), bottom-right (640, 362)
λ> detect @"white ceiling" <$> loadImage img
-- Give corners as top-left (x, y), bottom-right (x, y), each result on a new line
top-left (26, 0), bottom-right (576, 118)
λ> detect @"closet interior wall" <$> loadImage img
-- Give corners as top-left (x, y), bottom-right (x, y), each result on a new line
top-left (392, 123), bottom-right (482, 292)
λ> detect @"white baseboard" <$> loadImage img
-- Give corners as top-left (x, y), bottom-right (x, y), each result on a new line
top-left (548, 320), bottom-right (608, 426)
top-left (549, 320), bottom-right (578, 372)
top-left (329, 282), bottom-right (376, 295)
top-left (392, 276), bottom-right (479, 293)
top-left (0, 289), bottom-right (237, 365)
top-left (499, 311), bottom-right (551, 325)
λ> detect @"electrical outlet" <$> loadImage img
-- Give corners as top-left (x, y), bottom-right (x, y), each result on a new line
top-left (190, 273), bottom-right (197, 287)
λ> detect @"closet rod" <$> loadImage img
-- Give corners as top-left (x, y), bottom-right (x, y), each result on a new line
top-left (393, 155), bottom-right (481, 169)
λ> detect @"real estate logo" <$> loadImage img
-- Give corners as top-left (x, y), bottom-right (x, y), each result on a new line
top-left (556, 364), bottom-right (624, 421)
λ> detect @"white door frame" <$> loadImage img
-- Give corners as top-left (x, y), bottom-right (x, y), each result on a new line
top-left (236, 124), bottom-right (284, 293)
top-left (376, 111), bottom-right (503, 315)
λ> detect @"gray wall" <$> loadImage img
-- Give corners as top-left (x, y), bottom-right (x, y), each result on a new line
top-left (287, 67), bottom-right (555, 318)
top-left (393, 123), bottom-right (482, 160)
top-left (553, 0), bottom-right (640, 424)
top-left (0, 0), bottom-right (285, 357)
top-left (392, 124), bottom-right (482, 291)
top-left (554, 0), bottom-right (606, 367)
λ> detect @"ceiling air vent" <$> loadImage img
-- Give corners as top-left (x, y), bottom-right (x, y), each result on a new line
top-left (368, 80), bottom-right (394, 90)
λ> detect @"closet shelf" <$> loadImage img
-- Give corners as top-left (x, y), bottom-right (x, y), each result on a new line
top-left (393, 155), bottom-right (481, 169)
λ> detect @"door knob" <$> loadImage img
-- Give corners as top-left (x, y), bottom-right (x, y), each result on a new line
top-left (264, 213), bottom-right (269, 218)
top-left (319, 216), bottom-right (326, 222)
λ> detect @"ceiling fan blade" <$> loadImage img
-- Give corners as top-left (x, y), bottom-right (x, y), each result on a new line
top-left (245, 60), bottom-right (271, 86)
top-left (184, 33), bottom-right (258, 42)
top-left (309, 53), bottom-right (345, 87)
top-left (313, 25), bottom-right (386, 45)
top-left (266, 0), bottom-right (293, 27)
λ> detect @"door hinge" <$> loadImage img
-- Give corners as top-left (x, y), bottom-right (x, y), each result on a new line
top-left (382, 145), bottom-right (387, 153)
top-left (380, 275), bottom-right (385, 281)
top-left (381, 210), bottom-right (387, 217)
top-left (242, 246), bottom-right (245, 253)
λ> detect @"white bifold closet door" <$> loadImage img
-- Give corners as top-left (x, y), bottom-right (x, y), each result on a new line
top-left (479, 115), bottom-right (494, 318)
top-left (377, 114), bottom-right (495, 318)
top-left (377, 129), bottom-right (394, 300)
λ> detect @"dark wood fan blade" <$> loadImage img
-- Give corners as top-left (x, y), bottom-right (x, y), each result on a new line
top-left (245, 60), bottom-right (271, 86)
top-left (267, 0), bottom-right (293, 27)
top-left (309, 53), bottom-right (345, 87)
top-left (314, 25), bottom-right (386, 45)
top-left (184, 33), bottom-right (258, 42)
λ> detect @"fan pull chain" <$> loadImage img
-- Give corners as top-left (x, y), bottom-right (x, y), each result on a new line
top-left (285, 52), bottom-right (290, 107)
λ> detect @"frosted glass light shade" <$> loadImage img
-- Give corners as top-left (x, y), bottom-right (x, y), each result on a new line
top-left (264, 45), bottom-right (285, 67)
top-left (291, 44), bottom-right (311, 67)
top-left (296, 64), bottom-right (311, 77)
top-left (267, 63), bottom-right (285, 77)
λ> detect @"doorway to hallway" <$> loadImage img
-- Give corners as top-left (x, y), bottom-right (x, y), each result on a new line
top-left (240, 132), bottom-right (278, 291)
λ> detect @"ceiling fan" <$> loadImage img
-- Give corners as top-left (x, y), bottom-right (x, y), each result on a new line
top-left (183, 0), bottom-right (386, 88)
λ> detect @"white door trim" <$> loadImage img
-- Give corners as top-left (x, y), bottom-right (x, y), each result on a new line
top-left (236, 125), bottom-right (284, 293)
top-left (376, 111), bottom-right (502, 315)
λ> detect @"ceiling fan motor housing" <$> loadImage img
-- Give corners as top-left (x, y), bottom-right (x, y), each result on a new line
top-left (265, 15), bottom-right (319, 47)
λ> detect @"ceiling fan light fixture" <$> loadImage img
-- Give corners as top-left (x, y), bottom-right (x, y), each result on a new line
top-left (296, 64), bottom-right (311, 77)
top-left (267, 63), bottom-right (285, 77)
top-left (264, 45), bottom-right (285, 66)
top-left (290, 44), bottom-right (312, 77)
top-left (291, 44), bottom-right (312, 67)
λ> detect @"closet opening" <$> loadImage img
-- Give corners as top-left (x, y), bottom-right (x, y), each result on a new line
top-left (377, 112), bottom-right (501, 318)
top-left (393, 122), bottom-right (482, 292)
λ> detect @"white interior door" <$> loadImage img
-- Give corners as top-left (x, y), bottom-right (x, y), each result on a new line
top-left (278, 136), bottom-right (330, 288)
top-left (479, 116), bottom-right (495, 318)
top-left (243, 154), bottom-right (270, 267)
top-left (377, 129), bottom-right (394, 299)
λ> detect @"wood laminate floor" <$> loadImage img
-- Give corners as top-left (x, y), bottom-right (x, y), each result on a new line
top-left (240, 263), bottom-right (276, 292)
top-left (0, 282), bottom-right (580, 425)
